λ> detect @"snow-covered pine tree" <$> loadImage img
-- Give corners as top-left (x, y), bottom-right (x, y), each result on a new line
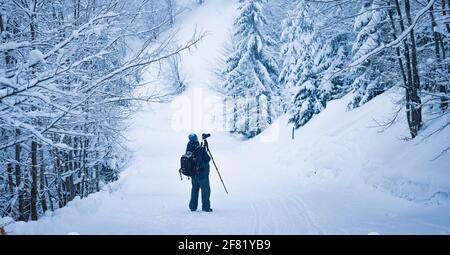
top-left (414, 0), bottom-right (449, 113)
top-left (347, 0), bottom-right (395, 110)
top-left (279, 9), bottom-right (299, 107)
top-left (314, 34), bottom-right (353, 104)
top-left (0, 0), bottom-right (201, 221)
top-left (280, 0), bottom-right (323, 129)
top-left (223, 0), bottom-right (279, 138)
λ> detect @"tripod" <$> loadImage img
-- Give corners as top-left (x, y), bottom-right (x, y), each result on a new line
top-left (202, 138), bottom-right (229, 194)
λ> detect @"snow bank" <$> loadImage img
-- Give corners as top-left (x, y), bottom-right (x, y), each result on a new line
top-left (249, 88), bottom-right (450, 205)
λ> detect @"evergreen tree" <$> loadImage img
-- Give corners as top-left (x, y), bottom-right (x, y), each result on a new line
top-left (279, 10), bottom-right (299, 101)
top-left (224, 0), bottom-right (279, 137)
top-left (347, 0), bottom-right (395, 110)
top-left (315, 34), bottom-right (353, 103)
top-left (279, 0), bottom-right (323, 128)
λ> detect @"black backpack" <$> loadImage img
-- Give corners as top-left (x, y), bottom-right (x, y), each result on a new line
top-left (179, 146), bottom-right (201, 179)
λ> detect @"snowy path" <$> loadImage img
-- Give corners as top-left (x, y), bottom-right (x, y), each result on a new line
top-left (7, 0), bottom-right (450, 235)
top-left (9, 0), bottom-right (325, 234)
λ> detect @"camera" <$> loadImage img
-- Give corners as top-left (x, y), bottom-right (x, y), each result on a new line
top-left (202, 133), bottom-right (211, 139)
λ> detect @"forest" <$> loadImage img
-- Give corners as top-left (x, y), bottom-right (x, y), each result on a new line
top-left (0, 0), bottom-right (202, 222)
top-left (0, 0), bottom-right (448, 226)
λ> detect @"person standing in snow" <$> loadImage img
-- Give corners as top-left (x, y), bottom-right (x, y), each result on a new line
top-left (186, 133), bottom-right (213, 212)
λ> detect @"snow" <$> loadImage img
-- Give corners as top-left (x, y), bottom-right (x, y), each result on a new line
top-left (6, 0), bottom-right (450, 235)
top-left (0, 41), bottom-right (31, 51)
top-left (29, 49), bottom-right (45, 65)
top-left (92, 24), bottom-right (106, 36)
top-left (0, 77), bottom-right (18, 90)
top-left (1, 217), bottom-right (14, 227)
top-left (0, 88), bottom-right (8, 99)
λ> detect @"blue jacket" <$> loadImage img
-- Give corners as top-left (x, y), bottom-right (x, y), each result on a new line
top-left (186, 140), bottom-right (211, 174)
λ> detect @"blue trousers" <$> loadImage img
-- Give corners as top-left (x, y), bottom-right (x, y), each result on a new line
top-left (189, 172), bottom-right (211, 211)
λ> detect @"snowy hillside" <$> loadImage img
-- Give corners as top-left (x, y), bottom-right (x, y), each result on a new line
top-left (2, 0), bottom-right (449, 235)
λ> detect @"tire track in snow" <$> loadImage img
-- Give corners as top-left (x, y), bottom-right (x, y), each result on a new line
top-left (288, 196), bottom-right (325, 234)
top-left (250, 203), bottom-right (262, 234)
top-left (250, 194), bottom-right (324, 234)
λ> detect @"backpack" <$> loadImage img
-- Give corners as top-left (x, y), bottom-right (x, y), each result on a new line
top-left (179, 146), bottom-right (202, 179)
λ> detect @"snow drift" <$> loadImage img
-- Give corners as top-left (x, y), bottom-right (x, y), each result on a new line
top-left (4, 0), bottom-right (450, 235)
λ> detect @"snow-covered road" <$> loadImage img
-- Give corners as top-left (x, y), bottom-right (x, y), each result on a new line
top-left (7, 0), bottom-right (450, 235)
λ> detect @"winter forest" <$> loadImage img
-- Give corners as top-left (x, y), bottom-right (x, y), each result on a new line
top-left (223, 0), bottom-right (448, 138)
top-left (0, 0), bottom-right (449, 234)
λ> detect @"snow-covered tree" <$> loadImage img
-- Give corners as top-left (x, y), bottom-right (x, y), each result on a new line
top-left (0, 0), bottom-right (201, 221)
top-left (223, 0), bottom-right (279, 137)
top-left (347, 0), bottom-right (395, 110)
top-left (314, 34), bottom-right (352, 104)
top-left (278, 9), bottom-right (299, 101)
top-left (279, 0), bottom-right (323, 128)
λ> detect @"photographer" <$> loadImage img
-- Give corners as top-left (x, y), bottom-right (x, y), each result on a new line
top-left (186, 133), bottom-right (212, 212)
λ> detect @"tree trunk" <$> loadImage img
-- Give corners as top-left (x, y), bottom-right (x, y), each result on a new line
top-left (405, 0), bottom-right (423, 138)
top-left (0, 17), bottom-right (14, 201)
top-left (65, 151), bottom-right (74, 202)
top-left (0, 12), bottom-right (4, 37)
top-left (267, 95), bottom-right (272, 125)
top-left (45, 174), bottom-right (54, 211)
top-left (95, 141), bottom-right (101, 193)
top-left (167, 0), bottom-right (175, 25)
top-left (439, 0), bottom-right (449, 110)
top-left (74, 136), bottom-right (81, 197)
top-left (30, 0), bottom-right (37, 72)
top-left (0, 12), bottom-right (14, 69)
top-left (444, 0), bottom-right (450, 33)
top-left (7, 163), bottom-right (14, 193)
top-left (63, 152), bottom-right (69, 204)
top-left (80, 137), bottom-right (85, 198)
top-left (68, 143), bottom-right (76, 200)
top-left (429, 2), bottom-right (447, 111)
top-left (388, 0), bottom-right (408, 89)
top-left (232, 96), bottom-right (238, 133)
top-left (394, 0), bottom-right (413, 127)
top-left (245, 100), bottom-right (250, 135)
top-left (30, 140), bottom-right (38, 221)
top-left (53, 148), bottom-right (64, 208)
top-left (223, 98), bottom-right (227, 131)
top-left (39, 144), bottom-right (48, 212)
top-left (73, 0), bottom-right (81, 26)
top-left (84, 138), bottom-right (89, 195)
top-left (95, 162), bottom-right (100, 193)
top-left (256, 95), bottom-right (261, 134)
top-left (15, 129), bottom-right (25, 221)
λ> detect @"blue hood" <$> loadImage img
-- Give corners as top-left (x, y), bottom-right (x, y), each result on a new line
top-left (188, 133), bottom-right (198, 142)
